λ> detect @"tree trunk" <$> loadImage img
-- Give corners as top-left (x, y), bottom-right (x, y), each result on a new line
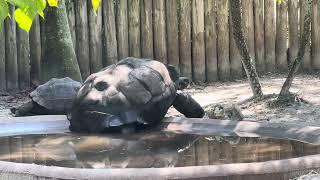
top-left (278, 0), bottom-right (312, 99)
top-left (41, 0), bottom-right (82, 83)
top-left (229, 0), bottom-right (263, 98)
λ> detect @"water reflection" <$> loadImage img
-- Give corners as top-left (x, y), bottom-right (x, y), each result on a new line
top-left (0, 132), bottom-right (319, 168)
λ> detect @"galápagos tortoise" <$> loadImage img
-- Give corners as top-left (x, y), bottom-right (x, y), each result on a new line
top-left (69, 57), bottom-right (204, 133)
top-left (10, 77), bottom-right (82, 116)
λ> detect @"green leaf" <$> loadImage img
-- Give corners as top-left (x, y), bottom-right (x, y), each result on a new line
top-left (0, 0), bottom-right (9, 22)
top-left (276, 0), bottom-right (286, 4)
top-left (14, 8), bottom-right (33, 32)
top-left (92, 0), bottom-right (101, 14)
top-left (48, 0), bottom-right (58, 7)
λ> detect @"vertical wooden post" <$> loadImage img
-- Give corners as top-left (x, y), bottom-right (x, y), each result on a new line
top-left (29, 16), bottom-right (41, 86)
top-left (128, 0), bottom-right (141, 57)
top-left (312, 0), bottom-right (320, 69)
top-left (192, 0), bottom-right (206, 83)
top-left (66, 0), bottom-right (77, 52)
top-left (276, 1), bottom-right (288, 71)
top-left (288, 0), bottom-right (299, 65)
top-left (75, 0), bottom-right (90, 79)
top-left (179, 0), bottom-right (192, 78)
top-left (103, 0), bottom-right (118, 65)
top-left (166, 0), bottom-right (179, 71)
top-left (88, 0), bottom-right (103, 72)
top-left (242, 0), bottom-right (255, 60)
top-left (40, 18), bottom-right (46, 59)
top-left (254, 0), bottom-right (265, 72)
top-left (17, 28), bottom-right (31, 89)
top-left (140, 0), bottom-right (153, 59)
top-left (205, 0), bottom-right (218, 82)
top-left (229, 2), bottom-right (243, 79)
top-left (0, 24), bottom-right (6, 92)
top-left (153, 0), bottom-right (167, 63)
top-left (217, 0), bottom-right (230, 81)
top-left (116, 0), bottom-right (129, 60)
top-left (265, 0), bottom-right (276, 72)
top-left (301, 0), bottom-right (311, 71)
top-left (5, 5), bottom-right (18, 91)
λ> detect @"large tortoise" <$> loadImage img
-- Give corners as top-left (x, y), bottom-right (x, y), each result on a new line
top-left (69, 57), bottom-right (204, 133)
top-left (10, 77), bottom-right (82, 116)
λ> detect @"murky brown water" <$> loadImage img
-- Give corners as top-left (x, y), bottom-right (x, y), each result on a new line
top-left (0, 132), bottom-right (319, 168)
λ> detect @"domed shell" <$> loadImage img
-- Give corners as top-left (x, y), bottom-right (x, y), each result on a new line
top-left (30, 77), bottom-right (82, 112)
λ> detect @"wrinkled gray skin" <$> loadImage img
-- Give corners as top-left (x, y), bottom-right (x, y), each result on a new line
top-left (69, 57), bottom-right (204, 133)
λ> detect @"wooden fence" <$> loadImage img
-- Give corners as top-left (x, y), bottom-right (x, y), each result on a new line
top-left (0, 0), bottom-right (318, 92)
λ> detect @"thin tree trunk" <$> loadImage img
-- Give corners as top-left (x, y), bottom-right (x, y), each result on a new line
top-left (230, 0), bottom-right (263, 98)
top-left (278, 0), bottom-right (312, 99)
top-left (41, 0), bottom-right (82, 83)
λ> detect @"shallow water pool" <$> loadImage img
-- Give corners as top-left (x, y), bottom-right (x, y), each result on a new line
top-left (0, 131), bottom-right (318, 168)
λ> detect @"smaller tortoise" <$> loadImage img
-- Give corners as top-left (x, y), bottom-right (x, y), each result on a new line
top-left (10, 77), bottom-right (82, 117)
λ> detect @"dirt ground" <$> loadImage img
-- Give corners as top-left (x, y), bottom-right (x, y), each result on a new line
top-left (1, 74), bottom-right (320, 128)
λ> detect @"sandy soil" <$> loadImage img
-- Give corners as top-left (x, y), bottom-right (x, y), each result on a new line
top-left (1, 74), bottom-right (320, 128)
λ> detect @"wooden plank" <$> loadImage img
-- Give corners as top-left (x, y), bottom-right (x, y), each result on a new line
top-left (29, 16), bottom-right (41, 86)
top-left (254, 0), bottom-right (265, 72)
top-left (116, 0), bottom-right (129, 60)
top-left (66, 0), bottom-right (77, 52)
top-left (264, 0), bottom-right (276, 72)
top-left (312, 0), bottom-right (320, 69)
top-left (241, 0), bottom-right (255, 60)
top-left (205, 0), bottom-right (218, 82)
top-left (153, 0), bottom-right (167, 63)
top-left (39, 18), bottom-right (46, 60)
top-left (300, 0), bottom-right (311, 71)
top-left (217, 0), bottom-right (230, 81)
top-left (166, 0), bottom-right (179, 71)
top-left (88, 0), bottom-right (103, 72)
top-left (16, 27), bottom-right (30, 90)
top-left (128, 0), bottom-right (141, 58)
top-left (75, 0), bottom-right (90, 79)
top-left (0, 23), bottom-right (6, 92)
top-left (288, 0), bottom-right (299, 65)
top-left (276, 1), bottom-right (288, 71)
top-left (103, 0), bottom-right (118, 65)
top-left (229, 2), bottom-right (243, 79)
top-left (140, 0), bottom-right (153, 59)
top-left (5, 5), bottom-right (18, 92)
top-left (179, 0), bottom-right (192, 78)
top-left (192, 0), bottom-right (206, 83)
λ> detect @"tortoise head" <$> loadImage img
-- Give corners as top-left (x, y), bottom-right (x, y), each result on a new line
top-left (165, 64), bottom-right (190, 90)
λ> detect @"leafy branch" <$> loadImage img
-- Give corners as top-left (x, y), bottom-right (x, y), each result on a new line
top-left (0, 0), bottom-right (101, 32)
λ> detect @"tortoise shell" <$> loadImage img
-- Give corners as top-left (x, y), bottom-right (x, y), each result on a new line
top-left (70, 57), bottom-right (178, 131)
top-left (30, 77), bottom-right (82, 113)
